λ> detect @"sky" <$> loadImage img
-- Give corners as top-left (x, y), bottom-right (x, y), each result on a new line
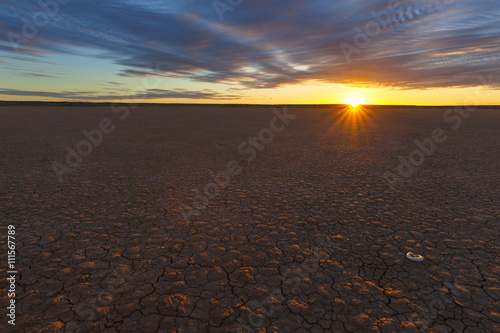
top-left (0, 0), bottom-right (499, 105)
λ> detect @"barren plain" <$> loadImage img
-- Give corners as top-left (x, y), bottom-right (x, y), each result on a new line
top-left (0, 105), bottom-right (499, 332)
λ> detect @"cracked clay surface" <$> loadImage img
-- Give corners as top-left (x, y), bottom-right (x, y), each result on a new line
top-left (0, 105), bottom-right (499, 332)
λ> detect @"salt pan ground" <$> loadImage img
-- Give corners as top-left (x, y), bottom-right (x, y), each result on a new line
top-left (0, 105), bottom-right (499, 332)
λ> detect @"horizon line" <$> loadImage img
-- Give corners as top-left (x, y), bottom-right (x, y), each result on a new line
top-left (1, 101), bottom-right (500, 108)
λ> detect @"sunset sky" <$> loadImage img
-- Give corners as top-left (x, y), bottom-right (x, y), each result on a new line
top-left (0, 0), bottom-right (499, 105)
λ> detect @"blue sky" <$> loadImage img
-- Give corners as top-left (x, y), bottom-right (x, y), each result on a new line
top-left (0, 0), bottom-right (499, 104)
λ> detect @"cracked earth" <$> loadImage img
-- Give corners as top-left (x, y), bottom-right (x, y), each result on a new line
top-left (0, 105), bottom-right (499, 332)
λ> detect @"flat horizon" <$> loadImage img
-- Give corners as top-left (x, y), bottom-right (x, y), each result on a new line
top-left (2, 101), bottom-right (500, 108)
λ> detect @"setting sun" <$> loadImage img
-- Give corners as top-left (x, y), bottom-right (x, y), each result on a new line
top-left (346, 97), bottom-right (365, 107)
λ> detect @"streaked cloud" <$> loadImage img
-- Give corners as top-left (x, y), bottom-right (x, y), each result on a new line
top-left (0, 87), bottom-right (243, 100)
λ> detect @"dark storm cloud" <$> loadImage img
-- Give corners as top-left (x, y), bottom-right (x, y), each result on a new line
top-left (0, 0), bottom-right (499, 91)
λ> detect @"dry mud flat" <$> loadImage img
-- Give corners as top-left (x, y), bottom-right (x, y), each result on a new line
top-left (0, 105), bottom-right (499, 332)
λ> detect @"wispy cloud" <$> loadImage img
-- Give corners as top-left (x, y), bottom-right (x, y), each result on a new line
top-left (20, 72), bottom-right (58, 78)
top-left (100, 81), bottom-right (126, 87)
top-left (0, 87), bottom-right (243, 100)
